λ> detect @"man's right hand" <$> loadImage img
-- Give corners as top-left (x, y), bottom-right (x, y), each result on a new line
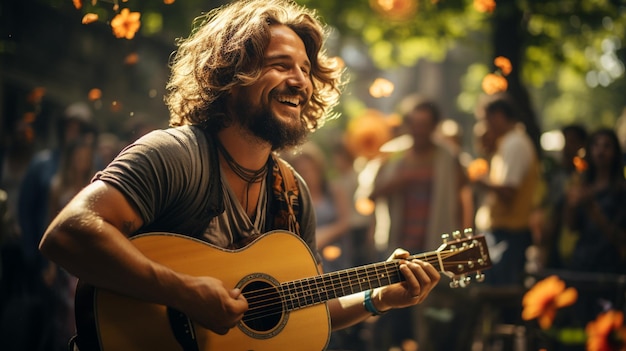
top-left (176, 276), bottom-right (249, 335)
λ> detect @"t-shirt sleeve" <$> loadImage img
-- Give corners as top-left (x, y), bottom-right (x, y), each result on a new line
top-left (93, 129), bottom-right (198, 227)
top-left (494, 132), bottom-right (534, 187)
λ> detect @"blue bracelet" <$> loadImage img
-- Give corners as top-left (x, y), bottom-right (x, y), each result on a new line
top-left (363, 289), bottom-right (386, 316)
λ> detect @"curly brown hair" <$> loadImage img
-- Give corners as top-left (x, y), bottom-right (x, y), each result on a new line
top-left (165, 0), bottom-right (345, 131)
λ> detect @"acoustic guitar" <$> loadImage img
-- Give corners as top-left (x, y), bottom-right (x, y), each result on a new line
top-left (74, 229), bottom-right (491, 351)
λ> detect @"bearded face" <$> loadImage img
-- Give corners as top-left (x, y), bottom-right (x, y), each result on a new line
top-left (227, 25), bottom-right (314, 150)
top-left (233, 87), bottom-right (310, 150)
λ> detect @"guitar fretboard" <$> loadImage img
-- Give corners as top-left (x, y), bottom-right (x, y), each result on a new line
top-left (281, 252), bottom-right (432, 311)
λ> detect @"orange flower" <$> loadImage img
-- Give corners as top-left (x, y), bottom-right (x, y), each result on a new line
top-left (467, 158), bottom-right (489, 181)
top-left (164, 0), bottom-right (176, 4)
top-left (494, 56), bottom-right (512, 76)
top-left (73, 0), bottom-right (82, 10)
top-left (481, 73), bottom-right (508, 95)
top-left (474, 0), bottom-right (496, 13)
top-left (521, 275), bottom-right (578, 330)
top-left (586, 310), bottom-right (626, 351)
top-left (82, 13), bottom-right (99, 24)
top-left (111, 8), bottom-right (141, 40)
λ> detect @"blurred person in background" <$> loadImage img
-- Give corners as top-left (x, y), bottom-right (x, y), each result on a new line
top-left (560, 128), bottom-right (626, 274)
top-left (471, 95), bottom-right (541, 340)
top-left (285, 141), bottom-right (351, 272)
top-left (330, 140), bottom-right (375, 267)
top-left (540, 124), bottom-right (588, 270)
top-left (369, 97), bottom-right (473, 351)
top-left (286, 141), bottom-right (360, 350)
top-left (94, 133), bottom-right (123, 170)
top-left (45, 135), bottom-right (97, 350)
top-left (18, 102), bottom-right (97, 270)
top-left (543, 128), bottom-right (626, 338)
top-left (472, 95), bottom-right (540, 288)
top-left (14, 101), bottom-right (97, 351)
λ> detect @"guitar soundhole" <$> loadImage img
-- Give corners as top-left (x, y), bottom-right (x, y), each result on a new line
top-left (240, 280), bottom-right (284, 334)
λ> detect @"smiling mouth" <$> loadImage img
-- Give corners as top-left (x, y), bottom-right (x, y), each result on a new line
top-left (276, 95), bottom-right (301, 107)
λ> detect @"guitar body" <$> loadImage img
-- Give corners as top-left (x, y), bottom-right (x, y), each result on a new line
top-left (75, 231), bottom-right (331, 351)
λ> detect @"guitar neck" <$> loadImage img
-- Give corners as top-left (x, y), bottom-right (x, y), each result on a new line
top-left (279, 251), bottom-right (436, 312)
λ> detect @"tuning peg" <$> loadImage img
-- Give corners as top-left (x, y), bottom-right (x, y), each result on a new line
top-left (441, 233), bottom-right (449, 243)
top-left (449, 278), bottom-right (460, 288)
top-left (459, 275), bottom-right (471, 288)
top-left (452, 230), bottom-right (461, 239)
top-left (464, 228), bottom-right (473, 238)
top-left (475, 272), bottom-right (485, 282)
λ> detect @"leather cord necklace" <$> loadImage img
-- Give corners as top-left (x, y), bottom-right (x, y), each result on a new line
top-left (215, 139), bottom-right (268, 213)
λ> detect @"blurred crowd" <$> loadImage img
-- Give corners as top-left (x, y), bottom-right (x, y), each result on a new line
top-left (1, 92), bottom-right (625, 351)
top-left (0, 102), bottom-right (160, 351)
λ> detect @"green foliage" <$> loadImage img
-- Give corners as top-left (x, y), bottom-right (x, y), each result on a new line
top-left (41, 0), bottom-right (626, 131)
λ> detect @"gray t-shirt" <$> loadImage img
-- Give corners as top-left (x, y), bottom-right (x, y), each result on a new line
top-left (94, 125), bottom-right (319, 263)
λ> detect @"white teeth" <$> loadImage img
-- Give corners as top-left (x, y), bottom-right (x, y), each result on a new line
top-left (277, 96), bottom-right (299, 106)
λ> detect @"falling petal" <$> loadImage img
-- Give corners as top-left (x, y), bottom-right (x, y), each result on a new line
top-left (370, 0), bottom-right (418, 21)
top-left (124, 52), bottom-right (139, 65)
top-left (82, 13), bottom-right (99, 24)
top-left (573, 156), bottom-right (588, 173)
top-left (494, 56), bottom-right (512, 76)
top-left (88, 88), bottom-right (102, 101)
top-left (474, 0), bottom-right (496, 13)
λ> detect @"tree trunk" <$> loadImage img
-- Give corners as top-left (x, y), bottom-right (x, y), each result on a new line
top-left (492, 0), bottom-right (542, 156)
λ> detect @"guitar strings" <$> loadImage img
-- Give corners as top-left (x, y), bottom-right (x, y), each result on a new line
top-left (238, 250), bottom-right (479, 323)
top-left (241, 250), bottom-right (462, 314)
top-left (240, 254), bottom-right (471, 323)
top-left (242, 250), bottom-right (459, 308)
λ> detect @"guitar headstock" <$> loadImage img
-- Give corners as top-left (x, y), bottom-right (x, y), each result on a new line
top-left (436, 229), bottom-right (492, 288)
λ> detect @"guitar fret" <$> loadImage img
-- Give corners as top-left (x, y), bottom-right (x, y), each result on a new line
top-left (337, 271), bottom-right (348, 297)
top-left (312, 275), bottom-right (325, 304)
top-left (285, 281), bottom-right (296, 311)
top-left (322, 274), bottom-right (335, 300)
top-left (353, 267), bottom-right (363, 294)
top-left (296, 279), bottom-right (309, 308)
